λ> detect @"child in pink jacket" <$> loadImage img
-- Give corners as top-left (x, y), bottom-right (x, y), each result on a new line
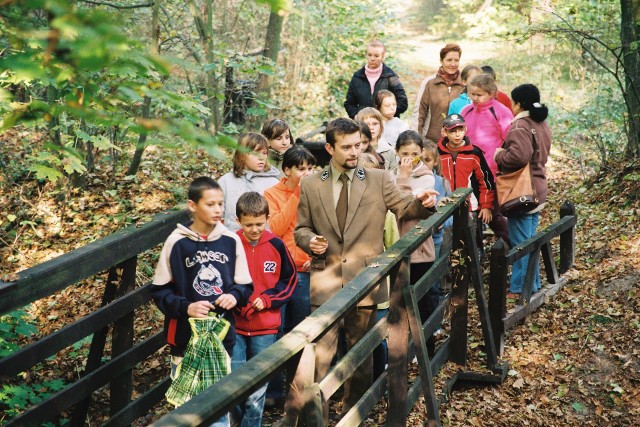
top-left (461, 73), bottom-right (513, 245)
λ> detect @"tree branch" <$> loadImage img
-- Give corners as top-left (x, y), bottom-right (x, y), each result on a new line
top-left (79, 0), bottom-right (153, 9)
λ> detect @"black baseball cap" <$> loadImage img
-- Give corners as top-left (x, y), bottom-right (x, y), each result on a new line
top-left (442, 114), bottom-right (466, 130)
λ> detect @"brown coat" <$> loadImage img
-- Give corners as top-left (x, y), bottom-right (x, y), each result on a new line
top-left (417, 74), bottom-right (464, 143)
top-left (294, 165), bottom-right (433, 306)
top-left (494, 114), bottom-right (552, 204)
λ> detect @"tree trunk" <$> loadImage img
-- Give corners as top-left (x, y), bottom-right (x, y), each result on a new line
top-left (620, 0), bottom-right (640, 158)
top-left (257, 8), bottom-right (283, 92)
top-left (126, 0), bottom-right (160, 176)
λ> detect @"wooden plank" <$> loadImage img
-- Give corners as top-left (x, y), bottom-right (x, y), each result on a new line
top-left (386, 258), bottom-right (410, 427)
top-left (412, 255), bottom-right (448, 302)
top-left (488, 239), bottom-right (509, 357)
top-left (0, 284), bottom-right (152, 380)
top-left (422, 294), bottom-right (449, 339)
top-left (319, 315), bottom-right (386, 398)
top-left (0, 209), bottom-right (188, 314)
top-left (404, 277), bottom-right (439, 426)
top-left (464, 225), bottom-right (498, 368)
top-left (559, 202), bottom-right (576, 273)
top-left (521, 246), bottom-right (541, 304)
top-left (449, 203), bottom-right (470, 366)
top-left (5, 333), bottom-right (165, 427)
top-left (504, 277), bottom-right (568, 330)
top-left (335, 370), bottom-right (386, 427)
top-left (541, 242), bottom-right (559, 284)
top-left (282, 344), bottom-right (316, 426)
top-left (505, 215), bottom-right (576, 264)
top-left (103, 378), bottom-right (171, 427)
top-left (70, 267), bottom-right (120, 427)
top-left (111, 257), bottom-right (137, 418)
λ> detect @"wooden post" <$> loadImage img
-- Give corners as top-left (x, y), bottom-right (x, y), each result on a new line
top-left (403, 265), bottom-right (439, 425)
top-left (559, 201), bottom-right (576, 274)
top-left (488, 239), bottom-right (509, 357)
top-left (521, 247), bottom-right (540, 304)
top-left (283, 344), bottom-right (316, 426)
top-left (110, 256), bottom-right (137, 418)
top-left (464, 226), bottom-right (498, 368)
top-left (386, 259), bottom-right (410, 427)
top-left (70, 267), bottom-right (120, 426)
top-left (540, 242), bottom-right (559, 285)
top-left (449, 202), bottom-right (469, 366)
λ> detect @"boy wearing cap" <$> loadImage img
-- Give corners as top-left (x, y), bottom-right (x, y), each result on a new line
top-left (437, 114), bottom-right (495, 226)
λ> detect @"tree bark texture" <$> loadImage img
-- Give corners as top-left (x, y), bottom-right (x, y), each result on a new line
top-left (620, 0), bottom-right (640, 158)
top-left (257, 9), bottom-right (283, 92)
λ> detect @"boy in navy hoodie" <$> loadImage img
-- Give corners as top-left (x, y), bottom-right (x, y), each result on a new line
top-left (152, 177), bottom-right (254, 425)
top-left (232, 192), bottom-right (297, 427)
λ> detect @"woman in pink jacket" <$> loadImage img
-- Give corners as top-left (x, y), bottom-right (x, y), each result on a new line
top-left (461, 73), bottom-right (513, 245)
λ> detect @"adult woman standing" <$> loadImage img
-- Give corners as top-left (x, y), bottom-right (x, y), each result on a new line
top-left (344, 40), bottom-right (408, 119)
top-left (416, 43), bottom-right (465, 143)
top-left (494, 84), bottom-right (552, 297)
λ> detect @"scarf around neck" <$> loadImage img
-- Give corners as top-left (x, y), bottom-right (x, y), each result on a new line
top-left (365, 64), bottom-right (383, 94)
top-left (437, 66), bottom-right (460, 87)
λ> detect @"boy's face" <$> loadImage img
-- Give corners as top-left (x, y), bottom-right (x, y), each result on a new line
top-left (188, 188), bottom-right (224, 229)
top-left (284, 161), bottom-right (315, 187)
top-left (237, 214), bottom-right (268, 243)
top-left (444, 126), bottom-right (466, 147)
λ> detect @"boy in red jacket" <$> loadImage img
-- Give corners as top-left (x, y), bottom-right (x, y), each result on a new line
top-left (437, 114), bottom-right (495, 235)
top-left (232, 191), bottom-right (297, 426)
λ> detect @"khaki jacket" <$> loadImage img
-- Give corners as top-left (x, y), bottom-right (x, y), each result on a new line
top-left (294, 165), bottom-right (433, 306)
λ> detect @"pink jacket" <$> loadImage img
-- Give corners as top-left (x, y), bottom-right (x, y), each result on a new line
top-left (461, 99), bottom-right (513, 176)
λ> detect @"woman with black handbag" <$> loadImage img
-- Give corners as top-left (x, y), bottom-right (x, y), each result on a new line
top-left (494, 84), bottom-right (552, 298)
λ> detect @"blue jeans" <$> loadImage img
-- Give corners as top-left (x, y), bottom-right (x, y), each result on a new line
top-left (170, 357), bottom-right (230, 427)
top-left (231, 334), bottom-right (277, 427)
top-left (282, 271), bottom-right (311, 333)
top-left (508, 212), bottom-right (541, 293)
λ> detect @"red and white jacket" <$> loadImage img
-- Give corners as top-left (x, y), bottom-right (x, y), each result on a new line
top-left (438, 136), bottom-right (495, 212)
top-left (234, 230), bottom-right (297, 336)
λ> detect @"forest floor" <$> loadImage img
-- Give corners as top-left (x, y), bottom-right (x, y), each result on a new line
top-left (2, 13), bottom-right (640, 427)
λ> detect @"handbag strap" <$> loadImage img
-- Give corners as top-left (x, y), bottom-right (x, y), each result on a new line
top-left (529, 127), bottom-right (539, 165)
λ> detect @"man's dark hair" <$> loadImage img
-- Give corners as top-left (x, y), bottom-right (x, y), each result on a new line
top-left (236, 191), bottom-right (269, 219)
top-left (188, 176), bottom-right (221, 203)
top-left (325, 117), bottom-right (361, 148)
top-left (282, 146), bottom-right (316, 171)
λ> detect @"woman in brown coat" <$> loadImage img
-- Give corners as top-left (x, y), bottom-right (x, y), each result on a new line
top-left (416, 43), bottom-right (465, 143)
top-left (494, 84), bottom-right (552, 297)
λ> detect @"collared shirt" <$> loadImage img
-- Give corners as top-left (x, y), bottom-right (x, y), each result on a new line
top-left (330, 162), bottom-right (356, 208)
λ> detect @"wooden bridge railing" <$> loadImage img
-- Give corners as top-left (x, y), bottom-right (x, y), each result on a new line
top-left (0, 208), bottom-right (189, 426)
top-left (1, 190), bottom-right (575, 426)
top-left (488, 201), bottom-right (577, 357)
top-left (152, 187), bottom-right (507, 427)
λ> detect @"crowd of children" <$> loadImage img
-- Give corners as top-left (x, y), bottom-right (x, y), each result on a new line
top-left (150, 50), bottom-right (551, 424)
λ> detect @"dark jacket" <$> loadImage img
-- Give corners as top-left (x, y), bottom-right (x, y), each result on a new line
top-left (344, 64), bottom-right (408, 119)
top-left (494, 113), bottom-right (552, 205)
top-left (151, 222), bottom-right (254, 356)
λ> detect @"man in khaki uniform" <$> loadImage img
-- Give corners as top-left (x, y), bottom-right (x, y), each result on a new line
top-left (294, 118), bottom-right (438, 420)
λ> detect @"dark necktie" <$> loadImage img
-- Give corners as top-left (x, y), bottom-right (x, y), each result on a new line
top-left (336, 173), bottom-right (349, 236)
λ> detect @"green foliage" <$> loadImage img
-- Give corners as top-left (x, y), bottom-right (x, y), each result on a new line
top-left (275, 0), bottom-right (391, 127)
top-left (0, 308), bottom-right (37, 357)
top-left (0, 1), bottom-right (229, 185)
